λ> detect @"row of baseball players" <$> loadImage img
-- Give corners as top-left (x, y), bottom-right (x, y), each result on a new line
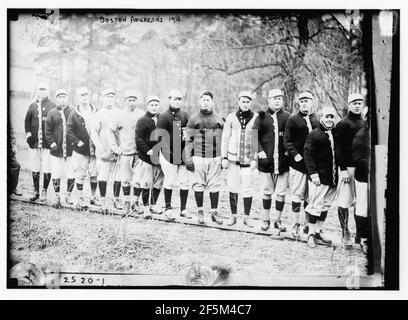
top-left (23, 83), bottom-right (368, 250)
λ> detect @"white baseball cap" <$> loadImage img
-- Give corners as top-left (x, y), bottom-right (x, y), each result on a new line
top-left (77, 87), bottom-right (89, 95)
top-left (102, 88), bottom-right (116, 96)
top-left (124, 90), bottom-right (139, 99)
top-left (347, 93), bottom-right (364, 104)
top-left (298, 91), bottom-right (314, 100)
top-left (321, 107), bottom-right (336, 116)
top-left (146, 95), bottom-right (160, 104)
top-left (55, 89), bottom-right (68, 97)
top-left (238, 91), bottom-right (253, 100)
top-left (168, 89), bottom-right (183, 99)
top-left (37, 82), bottom-right (49, 90)
top-left (269, 89), bottom-right (284, 98)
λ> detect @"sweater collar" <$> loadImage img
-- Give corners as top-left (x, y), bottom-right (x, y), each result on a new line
top-left (200, 108), bottom-right (213, 116)
top-left (75, 104), bottom-right (95, 118)
top-left (347, 111), bottom-right (363, 120)
top-left (42, 97), bottom-right (50, 104)
top-left (267, 106), bottom-right (281, 116)
top-left (319, 122), bottom-right (334, 132)
top-left (169, 106), bottom-right (180, 113)
top-left (146, 111), bottom-right (158, 118)
top-left (237, 107), bottom-right (254, 119)
top-left (57, 105), bottom-right (68, 111)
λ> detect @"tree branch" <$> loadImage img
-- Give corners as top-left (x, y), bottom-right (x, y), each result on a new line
top-left (220, 41), bottom-right (297, 50)
top-left (201, 64), bottom-right (227, 73)
top-left (202, 62), bottom-right (283, 75)
top-left (329, 13), bottom-right (352, 40)
top-left (252, 73), bottom-right (284, 93)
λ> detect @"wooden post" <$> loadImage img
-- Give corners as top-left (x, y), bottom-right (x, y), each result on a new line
top-left (368, 10), bottom-right (395, 285)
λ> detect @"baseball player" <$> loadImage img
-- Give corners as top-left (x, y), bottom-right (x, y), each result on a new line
top-left (304, 107), bottom-right (338, 248)
top-left (24, 82), bottom-right (55, 201)
top-left (156, 89), bottom-right (191, 220)
top-left (352, 107), bottom-right (369, 253)
top-left (253, 89), bottom-right (291, 231)
top-left (67, 87), bottom-right (99, 209)
top-left (284, 91), bottom-right (320, 237)
top-left (106, 90), bottom-right (144, 216)
top-left (221, 91), bottom-right (258, 227)
top-left (90, 89), bottom-right (122, 214)
top-left (135, 96), bottom-right (164, 216)
top-left (8, 121), bottom-right (22, 196)
top-left (333, 93), bottom-right (365, 245)
top-left (185, 91), bottom-right (224, 225)
top-left (45, 89), bottom-right (75, 208)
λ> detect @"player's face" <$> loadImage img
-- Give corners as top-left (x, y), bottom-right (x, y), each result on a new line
top-left (147, 101), bottom-right (160, 114)
top-left (321, 113), bottom-right (335, 129)
top-left (200, 95), bottom-right (213, 111)
top-left (79, 93), bottom-right (89, 104)
top-left (299, 98), bottom-right (313, 114)
top-left (169, 96), bottom-right (182, 109)
top-left (103, 94), bottom-right (115, 108)
top-left (238, 97), bottom-right (252, 111)
top-left (125, 97), bottom-right (137, 111)
top-left (56, 94), bottom-right (68, 107)
top-left (269, 95), bottom-right (284, 111)
top-left (37, 88), bottom-right (48, 101)
top-left (348, 100), bottom-right (363, 115)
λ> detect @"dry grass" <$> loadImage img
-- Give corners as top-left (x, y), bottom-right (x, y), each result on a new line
top-left (9, 147), bottom-right (367, 284)
top-left (9, 201), bottom-right (367, 279)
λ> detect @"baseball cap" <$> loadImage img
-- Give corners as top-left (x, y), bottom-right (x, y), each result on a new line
top-left (124, 90), bottom-right (139, 99)
top-left (37, 82), bottom-right (49, 90)
top-left (168, 89), bottom-right (183, 99)
top-left (347, 93), bottom-right (364, 104)
top-left (298, 91), bottom-right (314, 100)
top-left (238, 91), bottom-right (253, 100)
top-left (55, 89), bottom-right (68, 97)
top-left (146, 95), bottom-right (160, 104)
top-left (77, 87), bottom-right (89, 95)
top-left (321, 107), bottom-right (336, 116)
top-left (200, 91), bottom-right (214, 99)
top-left (269, 89), bottom-right (284, 98)
top-left (102, 89), bottom-right (116, 96)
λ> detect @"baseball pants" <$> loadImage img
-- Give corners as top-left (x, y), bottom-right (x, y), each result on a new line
top-left (337, 167), bottom-right (356, 208)
top-left (306, 181), bottom-right (337, 218)
top-left (355, 180), bottom-right (368, 218)
top-left (226, 162), bottom-right (256, 197)
top-left (50, 155), bottom-right (75, 179)
top-left (96, 158), bottom-right (118, 182)
top-left (289, 167), bottom-right (308, 203)
top-left (159, 152), bottom-right (190, 190)
top-left (117, 154), bottom-right (137, 186)
top-left (30, 148), bottom-right (50, 172)
top-left (191, 156), bottom-right (222, 192)
top-left (260, 171), bottom-right (289, 198)
top-left (71, 151), bottom-right (97, 184)
top-left (132, 159), bottom-right (164, 189)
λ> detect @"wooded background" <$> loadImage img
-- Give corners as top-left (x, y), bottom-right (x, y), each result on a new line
top-left (30, 11), bottom-right (365, 116)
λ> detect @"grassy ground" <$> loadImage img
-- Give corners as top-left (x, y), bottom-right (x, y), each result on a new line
top-left (9, 146), bottom-right (367, 285)
top-left (9, 200), bottom-right (366, 278)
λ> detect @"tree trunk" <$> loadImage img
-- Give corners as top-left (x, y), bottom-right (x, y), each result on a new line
top-left (283, 14), bottom-right (310, 113)
top-left (284, 75), bottom-right (297, 113)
